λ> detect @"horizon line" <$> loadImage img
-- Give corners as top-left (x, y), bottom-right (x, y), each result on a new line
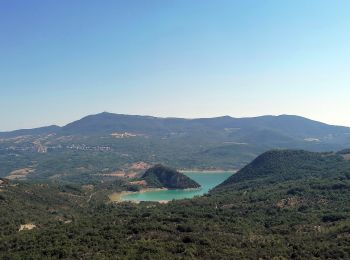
top-left (1, 111), bottom-right (349, 132)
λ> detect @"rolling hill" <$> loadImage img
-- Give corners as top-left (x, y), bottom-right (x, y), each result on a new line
top-left (214, 149), bottom-right (350, 191)
top-left (141, 164), bottom-right (201, 189)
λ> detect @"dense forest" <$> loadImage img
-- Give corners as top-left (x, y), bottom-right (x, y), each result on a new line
top-left (0, 149), bottom-right (349, 259)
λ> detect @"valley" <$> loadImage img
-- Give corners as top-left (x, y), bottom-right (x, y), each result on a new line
top-left (0, 149), bottom-right (349, 259)
top-left (1, 113), bottom-right (350, 258)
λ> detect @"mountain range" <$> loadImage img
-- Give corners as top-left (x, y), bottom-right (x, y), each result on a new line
top-left (2, 112), bottom-right (350, 181)
top-left (2, 112), bottom-right (350, 147)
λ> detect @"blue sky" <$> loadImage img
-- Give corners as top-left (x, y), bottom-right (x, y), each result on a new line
top-left (1, 0), bottom-right (350, 130)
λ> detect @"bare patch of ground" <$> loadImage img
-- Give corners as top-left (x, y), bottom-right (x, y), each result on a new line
top-left (109, 192), bottom-right (124, 202)
top-left (82, 185), bottom-right (94, 191)
top-left (129, 180), bottom-right (147, 186)
top-left (109, 188), bottom-right (168, 203)
top-left (125, 172), bottom-right (138, 178)
top-left (97, 171), bottom-right (125, 177)
top-left (341, 154), bottom-right (350, 160)
top-left (19, 224), bottom-right (36, 232)
top-left (276, 196), bottom-right (303, 209)
top-left (110, 132), bottom-right (139, 138)
top-left (129, 162), bottom-right (151, 171)
top-left (7, 168), bottom-right (35, 180)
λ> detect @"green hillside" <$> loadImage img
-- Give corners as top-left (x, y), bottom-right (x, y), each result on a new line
top-left (1, 149), bottom-right (349, 259)
top-left (142, 164), bottom-right (201, 189)
top-left (215, 150), bottom-right (348, 189)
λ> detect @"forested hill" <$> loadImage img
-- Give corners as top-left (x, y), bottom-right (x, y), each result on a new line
top-left (142, 165), bottom-right (200, 189)
top-left (1, 150), bottom-right (350, 258)
top-left (214, 149), bottom-right (350, 191)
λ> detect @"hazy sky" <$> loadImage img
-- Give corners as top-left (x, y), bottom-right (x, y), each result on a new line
top-left (1, 0), bottom-right (350, 131)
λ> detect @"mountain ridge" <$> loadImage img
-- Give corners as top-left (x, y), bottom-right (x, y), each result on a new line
top-left (1, 112), bottom-right (349, 137)
top-left (2, 112), bottom-right (350, 177)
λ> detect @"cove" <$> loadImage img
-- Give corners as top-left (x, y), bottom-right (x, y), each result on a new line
top-left (121, 171), bottom-right (234, 202)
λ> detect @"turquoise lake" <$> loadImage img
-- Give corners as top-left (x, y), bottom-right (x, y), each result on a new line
top-left (121, 171), bottom-right (234, 202)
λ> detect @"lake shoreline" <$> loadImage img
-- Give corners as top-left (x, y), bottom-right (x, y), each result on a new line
top-left (109, 188), bottom-right (168, 203)
top-left (110, 171), bottom-right (233, 203)
top-left (109, 187), bottom-right (203, 203)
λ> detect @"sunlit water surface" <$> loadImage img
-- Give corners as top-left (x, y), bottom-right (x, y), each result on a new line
top-left (121, 171), bottom-right (233, 202)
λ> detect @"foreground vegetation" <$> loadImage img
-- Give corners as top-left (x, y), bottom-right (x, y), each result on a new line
top-left (0, 150), bottom-right (349, 259)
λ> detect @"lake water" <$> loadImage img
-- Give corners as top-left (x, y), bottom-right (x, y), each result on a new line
top-left (121, 171), bottom-right (234, 202)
